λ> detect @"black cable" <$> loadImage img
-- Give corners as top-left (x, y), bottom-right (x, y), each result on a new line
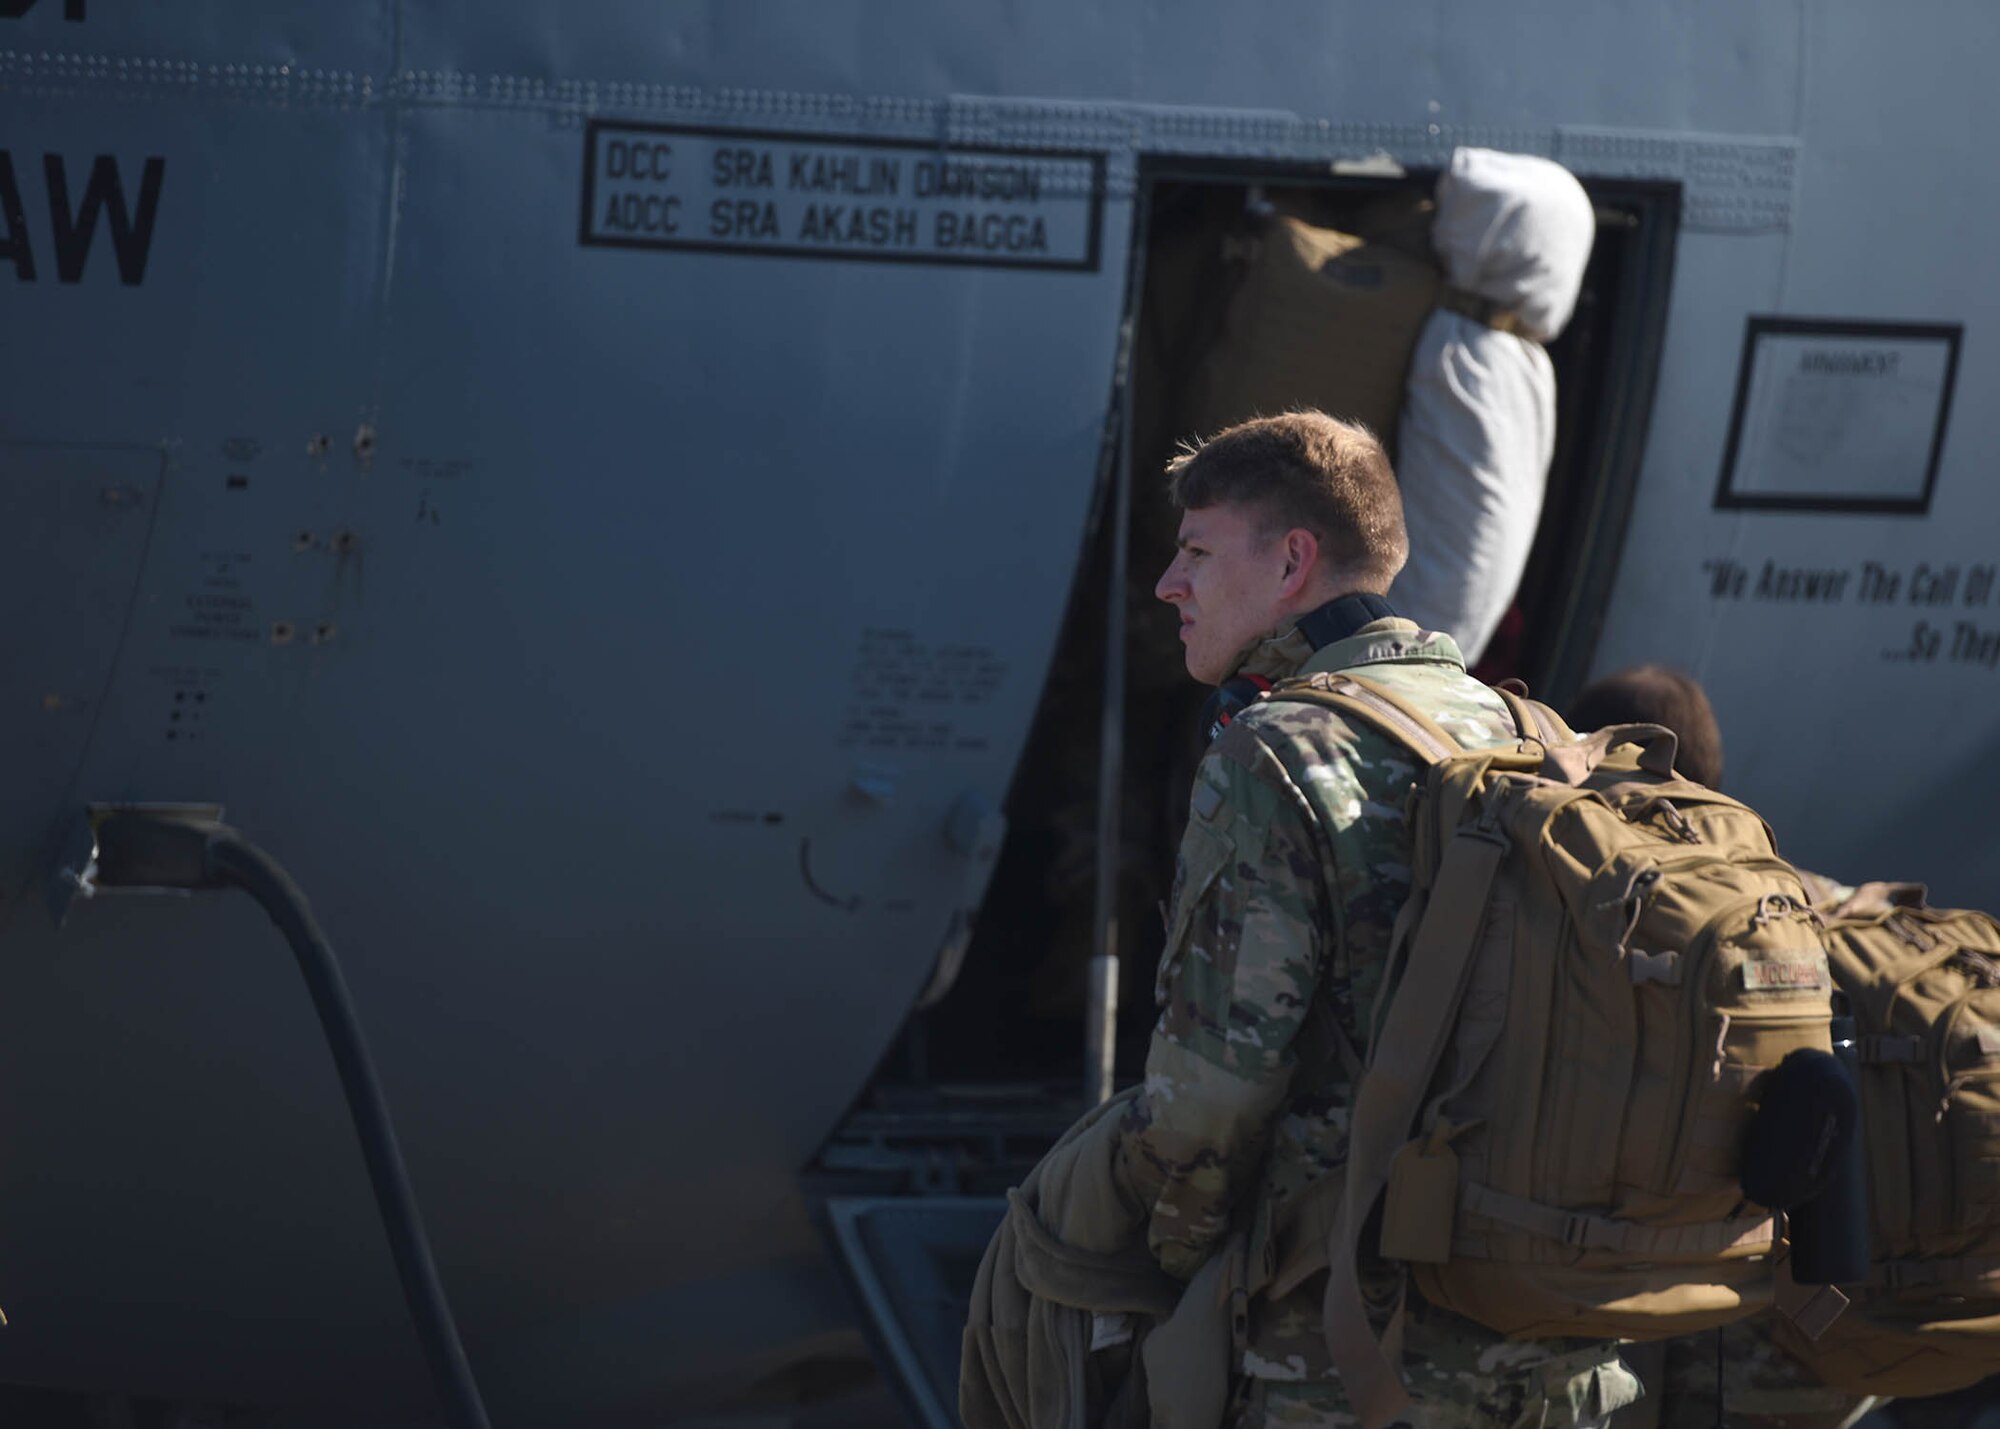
top-left (203, 832), bottom-right (493, 1429)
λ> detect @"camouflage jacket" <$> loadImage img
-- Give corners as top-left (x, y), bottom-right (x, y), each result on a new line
top-left (1116, 615), bottom-right (1632, 1404)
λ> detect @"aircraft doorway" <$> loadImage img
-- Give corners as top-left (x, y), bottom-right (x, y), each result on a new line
top-left (817, 157), bottom-right (1680, 1149)
top-left (878, 160), bottom-right (1678, 1096)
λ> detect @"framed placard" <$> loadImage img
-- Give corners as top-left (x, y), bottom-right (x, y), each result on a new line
top-left (1715, 317), bottom-right (1962, 514)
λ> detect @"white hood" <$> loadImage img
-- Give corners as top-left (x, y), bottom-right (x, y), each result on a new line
top-left (1433, 147), bottom-right (1595, 343)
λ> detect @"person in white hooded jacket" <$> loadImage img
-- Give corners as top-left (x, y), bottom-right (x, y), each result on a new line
top-left (1390, 147), bottom-right (1595, 666)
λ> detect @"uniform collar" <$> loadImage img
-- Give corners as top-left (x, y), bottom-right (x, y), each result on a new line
top-left (1232, 617), bottom-right (1468, 684)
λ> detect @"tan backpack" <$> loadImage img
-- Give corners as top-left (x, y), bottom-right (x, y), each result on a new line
top-left (1768, 883), bottom-right (2000, 1395)
top-left (1264, 672), bottom-right (1836, 1429)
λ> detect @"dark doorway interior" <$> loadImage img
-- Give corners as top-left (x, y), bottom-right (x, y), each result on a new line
top-left (845, 159), bottom-right (1678, 1110)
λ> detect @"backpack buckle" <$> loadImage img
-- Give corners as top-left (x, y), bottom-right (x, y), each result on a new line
top-left (1466, 797), bottom-right (1509, 847)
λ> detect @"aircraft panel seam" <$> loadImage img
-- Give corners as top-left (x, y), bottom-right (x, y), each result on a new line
top-left (0, 58), bottom-right (1802, 232)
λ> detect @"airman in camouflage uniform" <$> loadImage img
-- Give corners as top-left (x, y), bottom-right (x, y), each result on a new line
top-left (1116, 413), bottom-right (1639, 1428)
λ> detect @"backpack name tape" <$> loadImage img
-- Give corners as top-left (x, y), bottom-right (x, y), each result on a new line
top-left (1742, 955), bottom-right (1831, 992)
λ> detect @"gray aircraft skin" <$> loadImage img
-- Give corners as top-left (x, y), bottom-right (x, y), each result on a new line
top-left (2, 1), bottom-right (1996, 1424)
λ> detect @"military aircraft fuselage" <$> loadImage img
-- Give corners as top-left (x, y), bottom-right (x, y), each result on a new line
top-left (3, 1), bottom-right (1996, 1421)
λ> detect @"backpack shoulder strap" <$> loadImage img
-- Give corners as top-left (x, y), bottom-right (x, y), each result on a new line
top-left (1322, 797), bottom-right (1511, 1427)
top-left (1493, 685), bottom-right (1574, 745)
top-left (1266, 672), bottom-right (1465, 765)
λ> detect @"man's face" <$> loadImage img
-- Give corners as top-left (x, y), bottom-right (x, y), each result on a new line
top-left (1154, 503), bottom-right (1291, 685)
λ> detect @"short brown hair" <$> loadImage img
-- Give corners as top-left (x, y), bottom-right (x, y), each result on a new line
top-left (1569, 665), bottom-right (1725, 789)
top-left (1165, 411), bottom-right (1408, 592)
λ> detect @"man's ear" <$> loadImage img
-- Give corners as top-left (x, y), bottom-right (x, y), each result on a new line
top-left (1278, 528), bottom-right (1320, 597)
